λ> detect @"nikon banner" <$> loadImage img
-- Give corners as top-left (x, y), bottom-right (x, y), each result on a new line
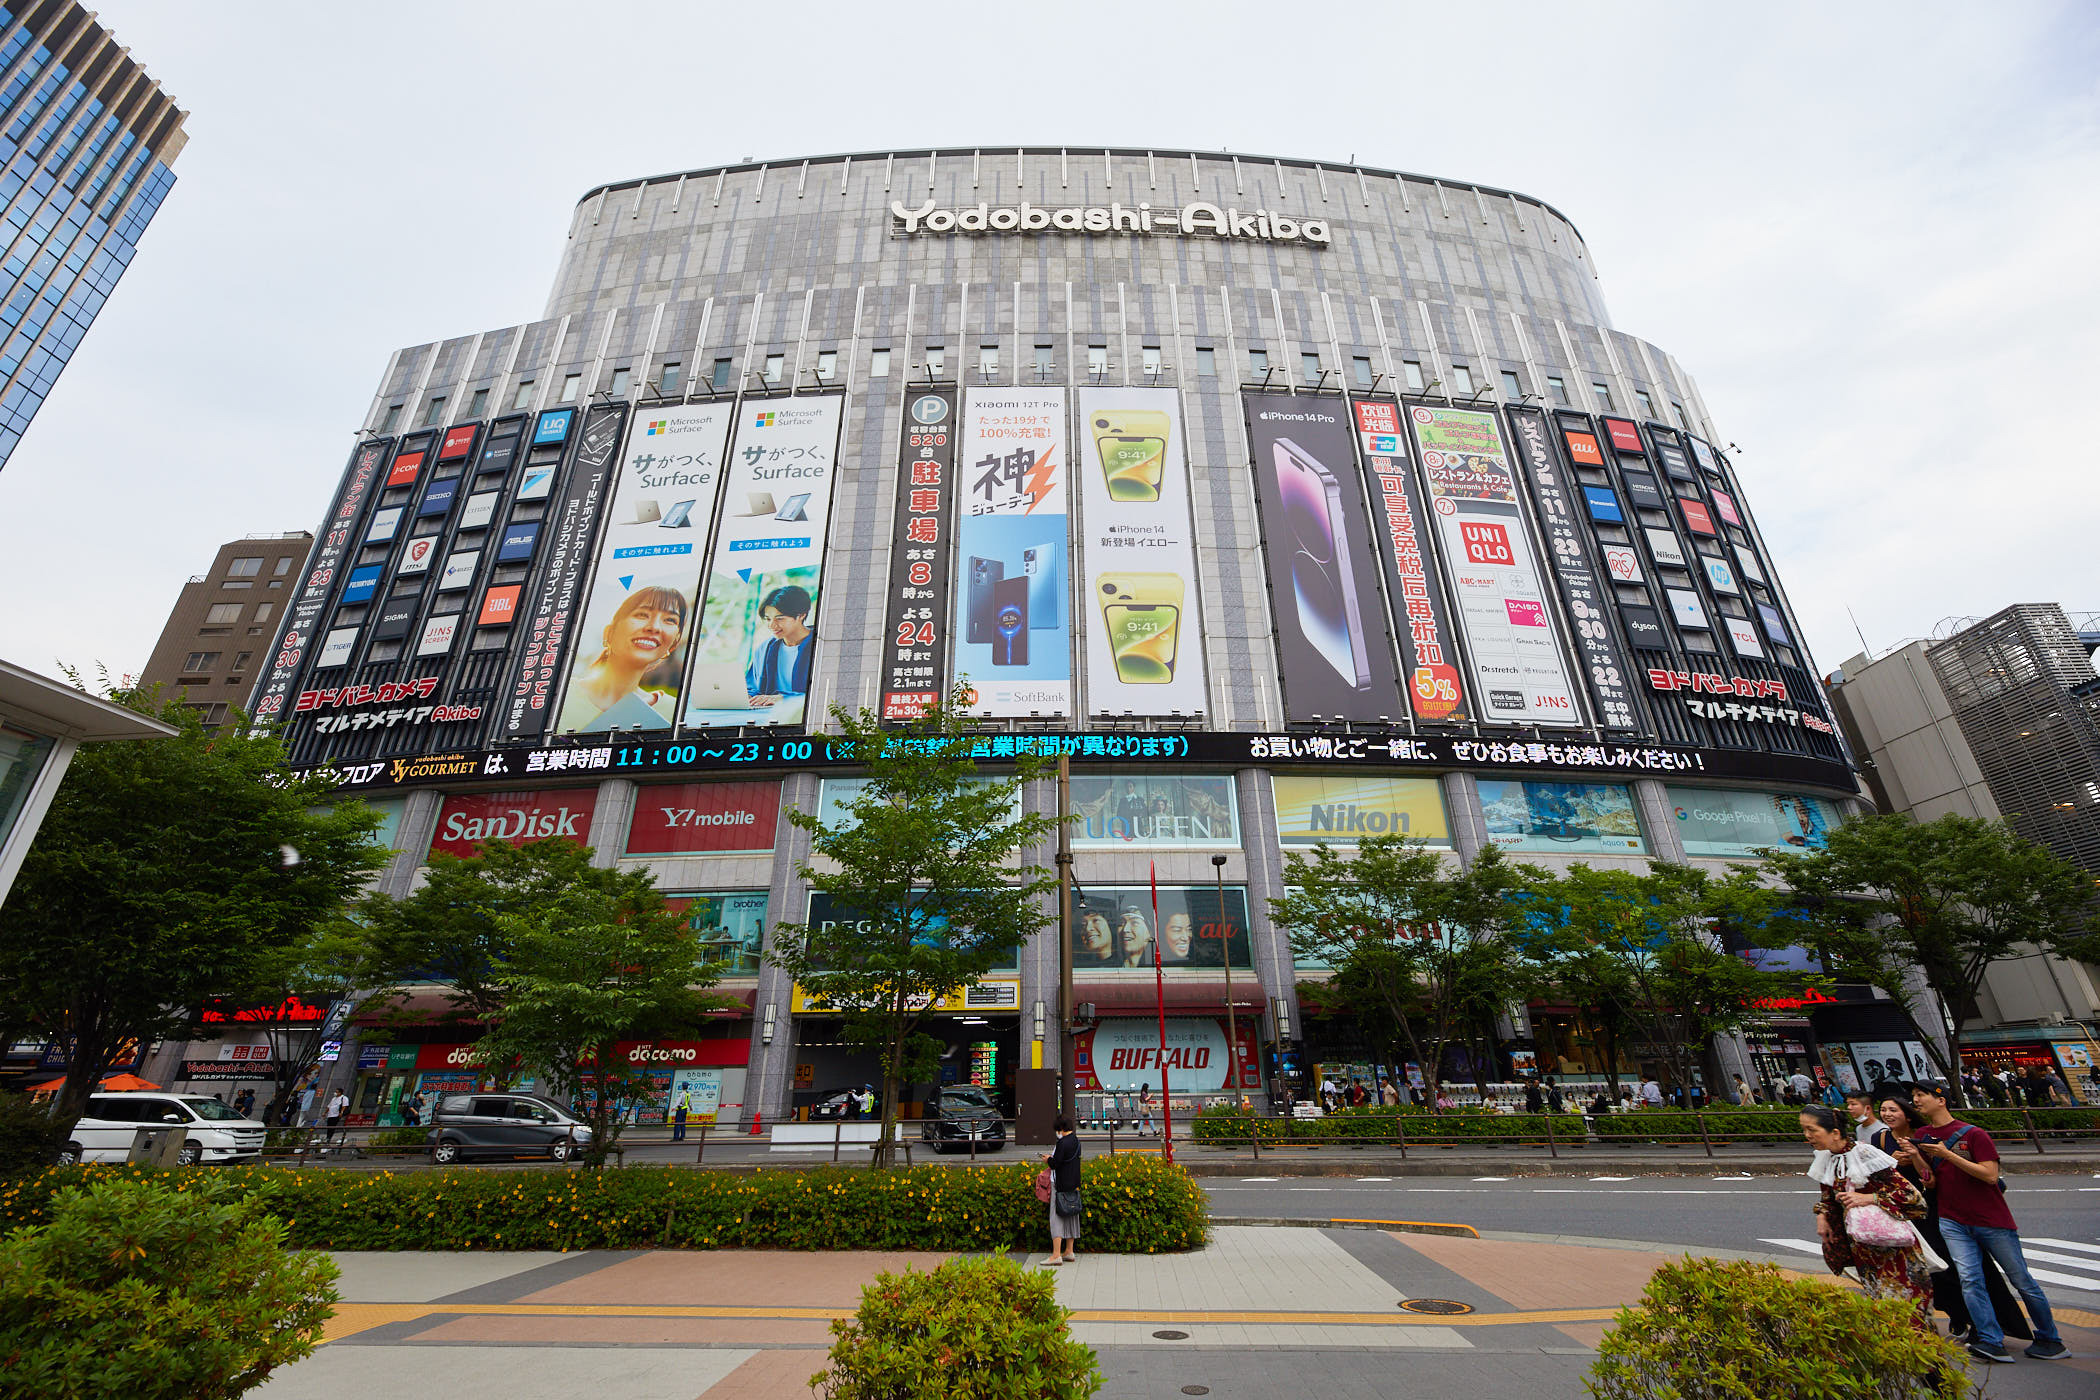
top-left (1078, 387), bottom-right (1208, 716)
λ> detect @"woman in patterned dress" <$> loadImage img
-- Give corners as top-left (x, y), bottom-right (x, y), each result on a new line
top-left (1801, 1104), bottom-right (1941, 1328)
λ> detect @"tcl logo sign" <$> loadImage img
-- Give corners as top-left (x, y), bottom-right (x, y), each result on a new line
top-left (1461, 521), bottom-right (1514, 566)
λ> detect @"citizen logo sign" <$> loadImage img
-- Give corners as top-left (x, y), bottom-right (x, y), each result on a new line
top-left (439, 805), bottom-right (584, 844)
top-left (891, 199), bottom-right (1330, 246)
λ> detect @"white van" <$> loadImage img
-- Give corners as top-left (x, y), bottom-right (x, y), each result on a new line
top-left (63, 1092), bottom-right (268, 1165)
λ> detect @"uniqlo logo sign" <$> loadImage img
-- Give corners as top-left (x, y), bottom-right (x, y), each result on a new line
top-left (438, 425), bottom-right (477, 460)
top-left (1563, 431), bottom-right (1605, 466)
top-left (1354, 402), bottom-right (1400, 435)
top-left (1461, 521), bottom-right (1514, 566)
top-left (386, 451), bottom-right (424, 488)
top-left (477, 585), bottom-right (521, 626)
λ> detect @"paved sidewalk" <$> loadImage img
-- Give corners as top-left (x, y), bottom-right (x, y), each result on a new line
top-left (260, 1227), bottom-right (2100, 1399)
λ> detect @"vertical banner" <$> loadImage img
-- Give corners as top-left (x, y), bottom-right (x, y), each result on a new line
top-left (1078, 387), bottom-right (1209, 716)
top-left (1350, 399), bottom-right (1467, 723)
top-left (555, 404), bottom-right (733, 733)
top-left (497, 405), bottom-right (628, 741)
top-left (1407, 406), bottom-right (1580, 728)
top-left (878, 389), bottom-right (958, 721)
top-left (682, 394), bottom-right (845, 730)
top-left (1243, 391), bottom-right (1401, 723)
top-left (1503, 406), bottom-right (1640, 732)
top-left (950, 388), bottom-right (1070, 718)
top-left (250, 439), bottom-right (387, 723)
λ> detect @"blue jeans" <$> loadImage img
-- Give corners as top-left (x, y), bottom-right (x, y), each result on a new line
top-left (1939, 1220), bottom-right (2060, 1349)
top-left (672, 1117), bottom-right (687, 1141)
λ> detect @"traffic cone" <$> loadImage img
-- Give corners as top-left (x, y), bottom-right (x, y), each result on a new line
top-left (749, 1109), bottom-right (763, 1137)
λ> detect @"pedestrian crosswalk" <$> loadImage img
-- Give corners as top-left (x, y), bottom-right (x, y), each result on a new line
top-left (1757, 1235), bottom-right (2100, 1295)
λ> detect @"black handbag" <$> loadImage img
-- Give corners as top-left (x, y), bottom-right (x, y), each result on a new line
top-left (1054, 1188), bottom-right (1083, 1219)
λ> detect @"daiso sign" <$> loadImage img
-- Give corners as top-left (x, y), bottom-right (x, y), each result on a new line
top-left (429, 789), bottom-right (599, 859)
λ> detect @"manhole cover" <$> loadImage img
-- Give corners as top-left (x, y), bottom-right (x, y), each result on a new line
top-left (1398, 1298), bottom-right (1474, 1315)
top-left (1182, 1388), bottom-right (1211, 1396)
top-left (1152, 1329), bottom-right (1190, 1340)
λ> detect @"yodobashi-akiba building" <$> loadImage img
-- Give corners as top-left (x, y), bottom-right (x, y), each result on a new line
top-left (258, 148), bottom-right (1864, 1128)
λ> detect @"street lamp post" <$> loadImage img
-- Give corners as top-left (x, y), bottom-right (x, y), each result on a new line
top-left (1211, 854), bottom-right (1239, 1109)
top-left (1057, 754), bottom-right (1075, 1122)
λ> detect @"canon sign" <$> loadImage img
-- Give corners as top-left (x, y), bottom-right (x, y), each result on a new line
top-left (891, 199), bottom-right (1329, 246)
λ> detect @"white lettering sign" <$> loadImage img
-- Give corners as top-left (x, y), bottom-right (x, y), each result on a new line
top-left (892, 200), bottom-right (1329, 246)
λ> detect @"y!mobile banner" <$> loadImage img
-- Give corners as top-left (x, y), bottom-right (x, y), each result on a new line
top-left (1244, 391), bottom-right (1400, 724)
top-left (556, 404), bottom-right (732, 734)
top-left (951, 389), bottom-right (1071, 718)
top-left (250, 440), bottom-right (385, 723)
top-left (1505, 407), bottom-right (1639, 732)
top-left (879, 389), bottom-right (958, 721)
top-left (1351, 399), bottom-right (1466, 722)
top-left (1408, 406), bottom-right (1579, 728)
top-left (1078, 387), bottom-right (1208, 716)
top-left (497, 405), bottom-right (628, 741)
top-left (682, 394), bottom-right (845, 730)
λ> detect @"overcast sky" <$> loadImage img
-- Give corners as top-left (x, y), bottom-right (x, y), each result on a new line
top-left (0, 1), bottom-right (2092, 690)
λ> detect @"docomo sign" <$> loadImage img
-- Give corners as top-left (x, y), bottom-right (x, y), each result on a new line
top-left (892, 199), bottom-right (1330, 246)
top-left (429, 788), bottom-right (599, 858)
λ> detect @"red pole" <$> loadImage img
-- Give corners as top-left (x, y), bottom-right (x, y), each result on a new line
top-left (1152, 861), bottom-right (1173, 1165)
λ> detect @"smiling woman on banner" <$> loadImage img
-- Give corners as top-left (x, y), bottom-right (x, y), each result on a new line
top-left (557, 585), bottom-right (689, 731)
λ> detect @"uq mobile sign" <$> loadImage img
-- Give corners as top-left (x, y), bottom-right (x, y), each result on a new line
top-left (892, 199), bottom-right (1331, 246)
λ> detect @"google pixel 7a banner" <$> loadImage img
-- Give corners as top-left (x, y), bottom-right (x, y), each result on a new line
top-left (1243, 391), bottom-right (1400, 724)
top-left (1077, 387), bottom-right (1209, 717)
top-left (680, 395), bottom-right (845, 730)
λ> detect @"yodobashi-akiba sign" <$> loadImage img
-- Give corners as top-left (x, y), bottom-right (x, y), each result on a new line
top-left (891, 200), bottom-right (1330, 246)
top-left (429, 789), bottom-right (599, 858)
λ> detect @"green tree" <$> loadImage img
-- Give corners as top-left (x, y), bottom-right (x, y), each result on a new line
top-left (0, 685), bottom-right (386, 1119)
top-left (1762, 812), bottom-right (2097, 1100)
top-left (1270, 838), bottom-right (1534, 1101)
top-left (767, 698), bottom-right (1058, 1167)
top-left (218, 916), bottom-right (384, 1129)
top-left (1516, 862), bottom-right (1799, 1101)
top-left (471, 872), bottom-right (728, 1166)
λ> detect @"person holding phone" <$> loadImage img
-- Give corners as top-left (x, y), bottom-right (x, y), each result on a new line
top-left (746, 585), bottom-right (814, 706)
top-left (558, 586), bottom-right (688, 731)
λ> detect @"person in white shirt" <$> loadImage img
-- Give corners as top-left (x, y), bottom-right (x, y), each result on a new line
top-left (1640, 1078), bottom-right (1664, 1107)
top-left (1789, 1070), bottom-right (1814, 1101)
top-left (325, 1089), bottom-right (350, 1141)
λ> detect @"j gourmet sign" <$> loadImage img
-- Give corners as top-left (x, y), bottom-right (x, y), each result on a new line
top-left (891, 199), bottom-right (1330, 246)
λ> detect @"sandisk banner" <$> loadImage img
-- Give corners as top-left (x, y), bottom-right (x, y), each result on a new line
top-left (1351, 398), bottom-right (1466, 722)
top-left (249, 439), bottom-right (386, 723)
top-left (496, 404), bottom-right (628, 741)
top-left (1407, 405), bottom-right (1580, 727)
top-left (1505, 406), bottom-right (1639, 732)
top-left (428, 788), bottom-right (600, 859)
top-left (879, 388), bottom-right (957, 720)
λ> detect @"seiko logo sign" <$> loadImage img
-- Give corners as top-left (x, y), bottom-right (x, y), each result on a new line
top-left (891, 199), bottom-right (1330, 246)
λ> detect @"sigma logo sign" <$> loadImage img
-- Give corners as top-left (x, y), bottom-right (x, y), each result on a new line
top-left (892, 199), bottom-right (1330, 246)
top-left (430, 789), bottom-right (599, 858)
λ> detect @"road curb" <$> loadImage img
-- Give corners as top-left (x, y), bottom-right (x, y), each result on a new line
top-left (1212, 1215), bottom-right (1480, 1238)
top-left (1178, 1152), bottom-right (2100, 1179)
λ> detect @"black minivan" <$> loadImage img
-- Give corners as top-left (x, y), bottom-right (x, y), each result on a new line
top-left (430, 1092), bottom-right (592, 1163)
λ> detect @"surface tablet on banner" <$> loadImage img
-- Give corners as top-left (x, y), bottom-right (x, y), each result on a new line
top-left (1582, 485), bottom-right (1623, 522)
top-left (1562, 430), bottom-right (1605, 466)
top-left (460, 492), bottom-right (500, 531)
top-left (1621, 471), bottom-right (1665, 511)
top-left (558, 403), bottom-right (732, 735)
top-left (478, 586), bottom-right (521, 626)
top-left (1408, 404), bottom-right (1578, 727)
top-left (418, 478), bottom-right (458, 518)
top-left (1758, 603), bottom-right (1792, 646)
top-left (949, 389), bottom-right (1071, 719)
top-left (533, 408), bottom-right (575, 446)
top-left (1666, 588), bottom-right (1709, 629)
top-left (365, 506), bottom-right (403, 544)
top-left (1710, 489), bottom-right (1742, 526)
top-left (417, 614), bottom-right (461, 657)
top-left (1601, 544), bottom-right (1644, 583)
top-left (1725, 616), bottom-right (1764, 658)
top-left (439, 552), bottom-right (478, 591)
top-left (397, 537), bottom-right (437, 575)
top-left (516, 466), bottom-right (557, 501)
top-left (1619, 604), bottom-right (1667, 650)
top-left (315, 627), bottom-right (358, 668)
top-left (683, 396), bottom-right (844, 730)
top-left (1603, 419), bottom-right (1644, 454)
top-left (438, 425), bottom-right (477, 461)
top-left (386, 452), bottom-right (423, 489)
top-left (1644, 527), bottom-right (1687, 567)
top-left (496, 522), bottom-right (540, 563)
top-left (1703, 558), bottom-right (1739, 594)
top-left (1079, 387), bottom-right (1208, 716)
top-left (341, 565), bottom-right (383, 605)
top-left (1680, 500), bottom-right (1717, 536)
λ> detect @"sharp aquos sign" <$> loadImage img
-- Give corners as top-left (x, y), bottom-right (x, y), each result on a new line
top-left (429, 789), bottom-right (599, 858)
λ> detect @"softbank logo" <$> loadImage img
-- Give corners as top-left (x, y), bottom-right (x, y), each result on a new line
top-left (891, 199), bottom-right (1330, 246)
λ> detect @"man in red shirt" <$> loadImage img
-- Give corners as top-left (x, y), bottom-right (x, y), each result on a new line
top-left (1912, 1082), bottom-right (2068, 1363)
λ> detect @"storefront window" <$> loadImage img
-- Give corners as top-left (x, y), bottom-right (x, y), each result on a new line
top-left (666, 891), bottom-right (768, 975)
top-left (1071, 774), bottom-right (1238, 848)
top-left (1271, 774), bottom-right (1449, 848)
top-left (1477, 780), bottom-right (1644, 854)
top-left (0, 725), bottom-right (57, 857)
top-left (1665, 786), bottom-right (1841, 857)
top-left (804, 892), bottom-right (1019, 974)
top-left (1070, 884), bottom-right (1250, 969)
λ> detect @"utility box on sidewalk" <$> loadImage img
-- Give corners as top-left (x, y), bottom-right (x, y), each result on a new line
top-left (1014, 1068), bottom-right (1059, 1145)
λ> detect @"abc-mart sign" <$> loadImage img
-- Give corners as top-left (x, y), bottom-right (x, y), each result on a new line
top-left (892, 199), bottom-right (1330, 246)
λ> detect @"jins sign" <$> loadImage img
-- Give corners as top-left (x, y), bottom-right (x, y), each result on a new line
top-left (891, 199), bottom-right (1330, 246)
top-left (429, 789), bottom-right (599, 858)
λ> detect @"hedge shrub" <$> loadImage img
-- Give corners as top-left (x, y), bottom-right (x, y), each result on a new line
top-left (1586, 1256), bottom-right (1967, 1399)
top-left (0, 1153), bottom-right (1207, 1255)
top-left (0, 1175), bottom-right (338, 1400)
top-left (813, 1253), bottom-right (1101, 1400)
top-left (1189, 1104), bottom-right (1561, 1145)
top-left (0, 1093), bottom-right (68, 1176)
top-left (1589, 1106), bottom-right (2099, 1142)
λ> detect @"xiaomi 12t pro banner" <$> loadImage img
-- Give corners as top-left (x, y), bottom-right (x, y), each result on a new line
top-left (1407, 406), bottom-right (1579, 728)
top-left (1077, 387), bottom-right (1208, 717)
top-left (1244, 392), bottom-right (1400, 724)
top-left (681, 395), bottom-right (845, 730)
top-left (556, 404), bottom-right (733, 734)
top-left (950, 389), bottom-right (1070, 718)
